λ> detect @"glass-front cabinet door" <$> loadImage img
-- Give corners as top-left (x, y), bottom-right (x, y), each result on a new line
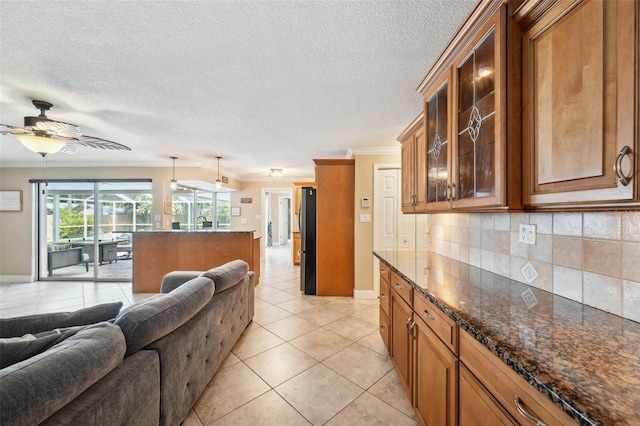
top-left (452, 7), bottom-right (505, 209)
top-left (425, 72), bottom-right (451, 211)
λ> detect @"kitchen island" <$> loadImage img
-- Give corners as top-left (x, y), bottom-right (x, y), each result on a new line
top-left (375, 250), bottom-right (640, 426)
top-left (132, 230), bottom-right (260, 292)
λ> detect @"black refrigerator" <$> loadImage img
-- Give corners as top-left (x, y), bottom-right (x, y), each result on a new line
top-left (299, 186), bottom-right (316, 295)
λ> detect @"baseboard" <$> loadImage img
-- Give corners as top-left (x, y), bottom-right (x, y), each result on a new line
top-left (0, 275), bottom-right (34, 283)
top-left (353, 289), bottom-right (377, 300)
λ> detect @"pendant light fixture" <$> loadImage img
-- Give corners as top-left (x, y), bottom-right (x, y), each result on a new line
top-left (215, 156), bottom-right (223, 190)
top-left (170, 156), bottom-right (178, 190)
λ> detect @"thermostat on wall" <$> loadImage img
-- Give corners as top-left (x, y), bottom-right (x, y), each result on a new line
top-left (361, 197), bottom-right (371, 208)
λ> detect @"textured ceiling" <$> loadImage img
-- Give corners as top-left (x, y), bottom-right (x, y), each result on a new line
top-left (0, 0), bottom-right (476, 181)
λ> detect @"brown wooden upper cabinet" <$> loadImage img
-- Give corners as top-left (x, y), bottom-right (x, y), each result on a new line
top-left (519, 0), bottom-right (639, 207)
top-left (399, 113), bottom-right (427, 213)
top-left (415, 0), bottom-right (522, 212)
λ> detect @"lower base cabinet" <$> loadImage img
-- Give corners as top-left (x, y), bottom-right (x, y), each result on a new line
top-left (460, 332), bottom-right (576, 426)
top-left (414, 316), bottom-right (458, 426)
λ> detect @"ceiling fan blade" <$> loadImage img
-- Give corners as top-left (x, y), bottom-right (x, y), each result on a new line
top-left (73, 135), bottom-right (131, 151)
top-left (33, 119), bottom-right (82, 138)
top-left (0, 124), bottom-right (32, 135)
top-left (60, 143), bottom-right (80, 154)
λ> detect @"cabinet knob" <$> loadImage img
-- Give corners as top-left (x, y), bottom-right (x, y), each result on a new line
top-left (614, 145), bottom-right (633, 186)
top-left (450, 183), bottom-right (456, 200)
top-left (446, 185), bottom-right (452, 202)
top-left (423, 310), bottom-right (436, 321)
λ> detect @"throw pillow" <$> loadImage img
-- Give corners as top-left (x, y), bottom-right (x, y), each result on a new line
top-left (0, 325), bottom-right (85, 369)
top-left (0, 301), bottom-right (123, 338)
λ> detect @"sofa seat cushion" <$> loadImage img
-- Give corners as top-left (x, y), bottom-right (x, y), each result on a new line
top-left (0, 322), bottom-right (126, 426)
top-left (0, 302), bottom-right (123, 338)
top-left (115, 276), bottom-right (214, 355)
top-left (201, 260), bottom-right (249, 294)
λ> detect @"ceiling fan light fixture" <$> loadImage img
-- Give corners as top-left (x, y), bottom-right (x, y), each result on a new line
top-left (17, 135), bottom-right (65, 156)
top-left (170, 156), bottom-right (178, 190)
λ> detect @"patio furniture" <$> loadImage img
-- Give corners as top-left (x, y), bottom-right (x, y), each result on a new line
top-left (47, 247), bottom-right (89, 276)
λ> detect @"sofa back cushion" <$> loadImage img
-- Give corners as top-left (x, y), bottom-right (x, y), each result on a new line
top-left (0, 302), bottom-right (123, 338)
top-left (0, 325), bottom-right (86, 369)
top-left (115, 276), bottom-right (214, 355)
top-left (0, 322), bottom-right (126, 426)
top-left (200, 260), bottom-right (249, 294)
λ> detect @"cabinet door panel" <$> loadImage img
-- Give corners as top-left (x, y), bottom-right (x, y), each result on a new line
top-left (425, 73), bottom-right (453, 211)
top-left (391, 294), bottom-right (413, 399)
top-left (450, 4), bottom-right (507, 211)
top-left (456, 27), bottom-right (498, 202)
top-left (415, 128), bottom-right (428, 211)
top-left (401, 141), bottom-right (416, 211)
top-left (414, 317), bottom-right (457, 426)
top-left (523, 0), bottom-right (637, 205)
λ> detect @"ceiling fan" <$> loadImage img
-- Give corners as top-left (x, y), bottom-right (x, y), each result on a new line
top-left (0, 99), bottom-right (131, 156)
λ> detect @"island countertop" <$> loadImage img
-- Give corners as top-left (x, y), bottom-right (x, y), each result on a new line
top-left (130, 230), bottom-right (256, 233)
top-left (374, 250), bottom-right (640, 426)
top-left (133, 231), bottom-right (260, 292)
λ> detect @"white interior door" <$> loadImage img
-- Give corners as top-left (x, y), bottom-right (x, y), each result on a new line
top-left (373, 165), bottom-right (414, 297)
top-left (375, 169), bottom-right (400, 252)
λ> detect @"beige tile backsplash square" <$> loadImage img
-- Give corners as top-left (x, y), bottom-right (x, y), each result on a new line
top-left (427, 211), bottom-right (640, 321)
top-left (583, 239), bottom-right (621, 278)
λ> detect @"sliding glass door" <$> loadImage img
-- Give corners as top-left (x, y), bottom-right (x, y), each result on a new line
top-left (38, 180), bottom-right (152, 281)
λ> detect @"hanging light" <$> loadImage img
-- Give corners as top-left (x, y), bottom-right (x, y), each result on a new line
top-left (215, 156), bottom-right (223, 190)
top-left (170, 156), bottom-right (178, 190)
top-left (17, 134), bottom-right (65, 156)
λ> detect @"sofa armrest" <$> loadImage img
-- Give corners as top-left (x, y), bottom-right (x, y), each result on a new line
top-left (160, 271), bottom-right (202, 294)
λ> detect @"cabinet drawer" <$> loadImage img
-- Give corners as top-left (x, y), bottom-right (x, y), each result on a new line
top-left (390, 271), bottom-right (413, 305)
top-left (413, 290), bottom-right (458, 355)
top-left (379, 262), bottom-right (391, 284)
top-left (459, 364), bottom-right (516, 425)
top-left (379, 309), bottom-right (390, 353)
top-left (460, 331), bottom-right (577, 426)
top-left (380, 280), bottom-right (390, 317)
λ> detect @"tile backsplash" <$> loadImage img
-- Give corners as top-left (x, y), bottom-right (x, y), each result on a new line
top-left (428, 211), bottom-right (640, 322)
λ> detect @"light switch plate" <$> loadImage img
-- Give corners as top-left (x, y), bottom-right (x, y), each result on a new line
top-left (519, 224), bottom-right (537, 245)
top-left (359, 214), bottom-right (371, 223)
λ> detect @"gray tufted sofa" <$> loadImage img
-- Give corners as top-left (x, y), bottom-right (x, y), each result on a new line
top-left (0, 259), bottom-right (254, 426)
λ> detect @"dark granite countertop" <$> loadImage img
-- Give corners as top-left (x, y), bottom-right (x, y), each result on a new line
top-left (374, 250), bottom-right (640, 426)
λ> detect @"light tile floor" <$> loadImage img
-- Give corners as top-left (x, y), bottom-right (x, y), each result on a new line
top-left (0, 244), bottom-right (416, 426)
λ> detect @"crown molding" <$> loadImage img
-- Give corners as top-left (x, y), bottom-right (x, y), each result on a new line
top-left (347, 146), bottom-right (401, 157)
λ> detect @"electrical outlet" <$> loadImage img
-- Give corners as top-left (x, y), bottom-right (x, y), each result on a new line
top-left (519, 224), bottom-right (537, 245)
